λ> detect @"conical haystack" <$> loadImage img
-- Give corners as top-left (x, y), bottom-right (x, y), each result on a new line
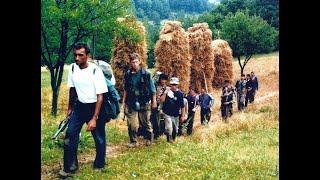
top-left (187, 23), bottom-right (215, 93)
top-left (154, 21), bottom-right (191, 92)
top-left (211, 39), bottom-right (233, 88)
top-left (111, 15), bottom-right (148, 99)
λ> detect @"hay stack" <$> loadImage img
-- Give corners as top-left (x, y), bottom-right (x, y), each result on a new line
top-left (111, 15), bottom-right (148, 98)
top-left (187, 23), bottom-right (215, 93)
top-left (154, 21), bottom-right (191, 93)
top-left (211, 39), bottom-right (233, 88)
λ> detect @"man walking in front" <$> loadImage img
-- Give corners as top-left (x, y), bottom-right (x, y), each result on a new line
top-left (60, 43), bottom-right (108, 177)
top-left (122, 53), bottom-right (156, 147)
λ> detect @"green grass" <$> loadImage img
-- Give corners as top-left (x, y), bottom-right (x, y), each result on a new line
top-left (72, 117), bottom-right (278, 179)
top-left (41, 69), bottom-right (69, 88)
top-left (41, 120), bottom-right (127, 165)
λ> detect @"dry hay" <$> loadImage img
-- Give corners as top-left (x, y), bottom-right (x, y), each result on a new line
top-left (187, 23), bottom-right (215, 93)
top-left (154, 21), bottom-right (191, 93)
top-left (211, 39), bottom-right (233, 88)
top-left (111, 15), bottom-right (148, 98)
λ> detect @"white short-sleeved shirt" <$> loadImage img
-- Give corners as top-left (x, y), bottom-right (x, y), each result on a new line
top-left (67, 62), bottom-right (108, 103)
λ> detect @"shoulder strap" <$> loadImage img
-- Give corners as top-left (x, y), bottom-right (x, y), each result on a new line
top-left (72, 64), bottom-right (74, 74)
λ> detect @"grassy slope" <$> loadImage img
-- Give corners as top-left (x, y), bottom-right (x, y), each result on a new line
top-left (41, 52), bottom-right (279, 179)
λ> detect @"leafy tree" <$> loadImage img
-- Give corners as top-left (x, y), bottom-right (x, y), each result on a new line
top-left (248, 0), bottom-right (279, 29)
top-left (221, 11), bottom-right (278, 75)
top-left (41, 0), bottom-right (131, 116)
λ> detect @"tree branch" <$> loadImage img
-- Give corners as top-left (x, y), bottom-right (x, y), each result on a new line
top-left (82, 4), bottom-right (126, 27)
top-left (243, 54), bottom-right (252, 67)
top-left (237, 56), bottom-right (243, 69)
top-left (41, 24), bottom-right (53, 67)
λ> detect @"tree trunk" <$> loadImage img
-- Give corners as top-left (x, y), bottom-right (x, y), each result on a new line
top-left (238, 56), bottom-right (244, 76)
top-left (51, 87), bottom-right (59, 116)
top-left (50, 17), bottom-right (69, 116)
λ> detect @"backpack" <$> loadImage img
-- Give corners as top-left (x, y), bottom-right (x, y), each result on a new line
top-left (71, 60), bottom-right (120, 121)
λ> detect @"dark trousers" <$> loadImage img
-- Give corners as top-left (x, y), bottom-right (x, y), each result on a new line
top-left (64, 102), bottom-right (107, 172)
top-left (221, 104), bottom-right (233, 119)
top-left (245, 90), bottom-right (254, 107)
top-left (237, 93), bottom-right (245, 111)
top-left (200, 108), bottom-right (211, 125)
top-left (150, 108), bottom-right (160, 139)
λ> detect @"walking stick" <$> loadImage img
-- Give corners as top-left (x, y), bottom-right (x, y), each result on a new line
top-left (200, 63), bottom-right (208, 93)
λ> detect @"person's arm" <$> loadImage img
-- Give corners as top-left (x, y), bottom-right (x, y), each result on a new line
top-left (179, 94), bottom-right (185, 122)
top-left (160, 89), bottom-right (168, 103)
top-left (151, 94), bottom-right (157, 109)
top-left (87, 93), bottom-right (103, 131)
top-left (256, 77), bottom-right (259, 90)
top-left (87, 67), bottom-right (108, 131)
top-left (66, 65), bottom-right (76, 117)
top-left (122, 90), bottom-right (127, 105)
top-left (149, 73), bottom-right (157, 109)
top-left (67, 87), bottom-right (77, 117)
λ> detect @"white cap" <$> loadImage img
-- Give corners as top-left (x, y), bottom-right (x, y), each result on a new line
top-left (170, 77), bottom-right (179, 85)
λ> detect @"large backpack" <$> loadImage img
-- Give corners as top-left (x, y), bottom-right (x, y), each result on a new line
top-left (71, 60), bottom-right (120, 121)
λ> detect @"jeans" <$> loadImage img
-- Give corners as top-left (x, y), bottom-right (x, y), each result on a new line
top-left (163, 113), bottom-right (179, 140)
top-left (200, 108), bottom-right (211, 125)
top-left (63, 102), bottom-right (107, 172)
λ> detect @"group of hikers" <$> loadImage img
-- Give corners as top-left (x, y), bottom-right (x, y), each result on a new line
top-left (58, 43), bottom-right (259, 177)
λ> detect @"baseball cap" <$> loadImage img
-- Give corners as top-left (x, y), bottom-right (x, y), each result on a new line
top-left (170, 77), bottom-right (179, 85)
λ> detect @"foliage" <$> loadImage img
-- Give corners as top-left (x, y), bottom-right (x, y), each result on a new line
top-left (41, 0), bottom-right (132, 115)
top-left (221, 10), bottom-right (278, 74)
top-left (221, 11), bottom-right (277, 57)
top-left (132, 0), bottom-right (213, 24)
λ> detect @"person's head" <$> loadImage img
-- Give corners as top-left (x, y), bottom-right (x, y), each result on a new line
top-left (169, 77), bottom-right (179, 91)
top-left (241, 74), bottom-right (245, 80)
top-left (224, 79), bottom-right (230, 86)
top-left (251, 71), bottom-right (255, 77)
top-left (246, 74), bottom-right (251, 79)
top-left (129, 53), bottom-right (141, 71)
top-left (73, 43), bottom-right (90, 66)
top-left (189, 87), bottom-right (196, 95)
top-left (159, 73), bottom-right (168, 86)
top-left (201, 88), bottom-right (206, 94)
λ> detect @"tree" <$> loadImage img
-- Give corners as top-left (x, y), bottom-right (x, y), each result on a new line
top-left (221, 11), bottom-right (278, 75)
top-left (41, 0), bottom-right (131, 116)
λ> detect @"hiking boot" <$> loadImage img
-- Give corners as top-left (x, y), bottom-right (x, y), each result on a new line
top-left (127, 142), bottom-right (138, 148)
top-left (58, 170), bottom-right (74, 178)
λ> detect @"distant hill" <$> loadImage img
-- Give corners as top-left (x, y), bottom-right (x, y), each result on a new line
top-left (131, 0), bottom-right (214, 23)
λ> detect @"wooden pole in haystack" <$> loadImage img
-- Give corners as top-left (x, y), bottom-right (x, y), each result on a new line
top-left (154, 21), bottom-right (191, 93)
top-left (211, 39), bottom-right (233, 88)
top-left (110, 15), bottom-right (148, 99)
top-left (187, 23), bottom-right (215, 93)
